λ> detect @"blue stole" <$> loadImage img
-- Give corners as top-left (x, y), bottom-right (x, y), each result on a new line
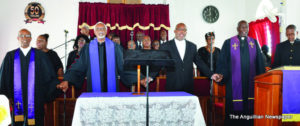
top-left (230, 36), bottom-right (256, 111)
top-left (14, 48), bottom-right (36, 125)
top-left (89, 38), bottom-right (116, 92)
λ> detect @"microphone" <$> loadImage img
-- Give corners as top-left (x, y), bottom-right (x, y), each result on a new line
top-left (206, 32), bottom-right (214, 37)
top-left (64, 30), bottom-right (69, 34)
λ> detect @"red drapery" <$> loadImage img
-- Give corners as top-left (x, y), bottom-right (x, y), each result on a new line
top-left (248, 16), bottom-right (280, 63)
top-left (78, 2), bottom-right (170, 48)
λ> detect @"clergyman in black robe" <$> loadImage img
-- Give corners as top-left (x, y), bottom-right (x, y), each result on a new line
top-left (57, 22), bottom-right (140, 92)
top-left (0, 29), bottom-right (61, 126)
top-left (216, 21), bottom-right (265, 126)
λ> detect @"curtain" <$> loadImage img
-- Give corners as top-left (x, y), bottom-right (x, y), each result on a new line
top-left (77, 2), bottom-right (170, 48)
top-left (248, 16), bottom-right (280, 63)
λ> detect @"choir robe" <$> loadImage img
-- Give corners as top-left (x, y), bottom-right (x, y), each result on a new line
top-left (216, 36), bottom-right (265, 126)
top-left (0, 48), bottom-right (61, 126)
top-left (64, 42), bottom-right (138, 92)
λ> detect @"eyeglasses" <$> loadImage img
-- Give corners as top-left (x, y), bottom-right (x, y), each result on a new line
top-left (95, 27), bottom-right (106, 31)
top-left (37, 39), bottom-right (46, 42)
top-left (176, 28), bottom-right (187, 31)
top-left (19, 34), bottom-right (31, 38)
top-left (78, 39), bottom-right (86, 42)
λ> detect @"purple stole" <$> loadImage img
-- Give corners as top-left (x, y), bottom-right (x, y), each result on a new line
top-left (89, 38), bottom-right (116, 92)
top-left (230, 36), bottom-right (256, 111)
top-left (14, 48), bottom-right (35, 125)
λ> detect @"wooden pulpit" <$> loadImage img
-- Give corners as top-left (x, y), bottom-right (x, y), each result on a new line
top-left (254, 69), bottom-right (300, 126)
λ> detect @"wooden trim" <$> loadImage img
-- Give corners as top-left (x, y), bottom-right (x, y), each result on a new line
top-left (137, 65), bottom-right (141, 93)
top-left (156, 76), bottom-right (165, 92)
top-left (58, 77), bottom-right (63, 80)
top-left (194, 76), bottom-right (209, 79)
top-left (71, 86), bottom-right (75, 99)
top-left (156, 77), bottom-right (160, 92)
top-left (254, 81), bottom-right (282, 85)
top-left (254, 70), bottom-right (282, 80)
top-left (53, 101), bottom-right (58, 126)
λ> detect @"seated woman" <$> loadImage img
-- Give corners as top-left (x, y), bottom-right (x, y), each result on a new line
top-left (152, 40), bottom-right (160, 50)
top-left (197, 32), bottom-right (221, 74)
top-left (36, 34), bottom-right (64, 77)
top-left (67, 34), bottom-right (90, 69)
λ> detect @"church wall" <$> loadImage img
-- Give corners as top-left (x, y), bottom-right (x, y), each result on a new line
top-left (1, 0), bottom-right (299, 65)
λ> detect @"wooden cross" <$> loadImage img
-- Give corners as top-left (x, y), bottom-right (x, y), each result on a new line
top-left (16, 101), bottom-right (21, 109)
top-left (232, 43), bottom-right (238, 50)
top-left (249, 41), bottom-right (254, 48)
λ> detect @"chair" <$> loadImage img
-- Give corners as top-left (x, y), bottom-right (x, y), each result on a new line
top-left (212, 81), bottom-right (226, 125)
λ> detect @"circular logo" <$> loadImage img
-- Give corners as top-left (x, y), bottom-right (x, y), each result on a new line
top-left (24, 2), bottom-right (45, 24)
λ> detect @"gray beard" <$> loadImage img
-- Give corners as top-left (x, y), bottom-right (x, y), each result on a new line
top-left (97, 35), bottom-right (105, 39)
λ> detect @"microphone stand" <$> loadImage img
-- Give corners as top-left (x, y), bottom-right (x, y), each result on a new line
top-left (146, 65), bottom-right (150, 126)
top-left (51, 39), bottom-right (74, 50)
top-left (63, 30), bottom-right (67, 126)
top-left (130, 31), bottom-right (134, 49)
top-left (23, 115), bottom-right (27, 126)
top-left (64, 31), bottom-right (68, 71)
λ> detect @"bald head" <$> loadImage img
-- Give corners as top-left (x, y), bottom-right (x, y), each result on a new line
top-left (174, 23), bottom-right (187, 41)
top-left (237, 20), bottom-right (248, 37)
top-left (18, 29), bottom-right (32, 48)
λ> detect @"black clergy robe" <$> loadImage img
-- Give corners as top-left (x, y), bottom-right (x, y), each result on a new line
top-left (0, 48), bottom-right (61, 126)
top-left (216, 36), bottom-right (265, 126)
top-left (272, 39), bottom-right (300, 68)
top-left (64, 42), bottom-right (137, 92)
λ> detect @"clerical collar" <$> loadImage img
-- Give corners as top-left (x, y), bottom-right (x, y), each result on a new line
top-left (290, 41), bottom-right (295, 44)
top-left (238, 35), bottom-right (247, 41)
top-left (20, 46), bottom-right (31, 56)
